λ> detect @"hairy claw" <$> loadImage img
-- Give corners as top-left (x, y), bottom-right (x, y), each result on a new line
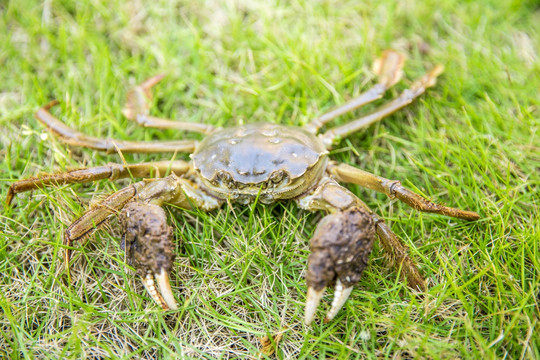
top-left (305, 207), bottom-right (375, 324)
top-left (120, 201), bottom-right (177, 309)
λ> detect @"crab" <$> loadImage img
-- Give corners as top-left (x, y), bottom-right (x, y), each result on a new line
top-left (7, 50), bottom-right (479, 325)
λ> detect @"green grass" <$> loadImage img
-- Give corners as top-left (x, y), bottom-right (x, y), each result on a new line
top-left (1, 0), bottom-right (539, 358)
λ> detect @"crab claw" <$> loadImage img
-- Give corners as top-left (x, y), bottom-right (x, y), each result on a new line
top-left (305, 208), bottom-right (375, 325)
top-left (142, 269), bottom-right (178, 310)
top-left (305, 280), bottom-right (355, 325)
top-left (120, 201), bottom-right (177, 310)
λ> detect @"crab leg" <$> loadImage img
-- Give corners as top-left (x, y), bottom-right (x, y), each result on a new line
top-left (329, 162), bottom-right (480, 221)
top-left (373, 217), bottom-right (426, 290)
top-left (63, 182), bottom-right (145, 267)
top-left (122, 74), bottom-right (215, 134)
top-left (64, 174), bottom-right (222, 309)
top-left (305, 50), bottom-right (406, 134)
top-left (35, 101), bottom-right (198, 153)
top-left (6, 160), bottom-right (190, 206)
top-left (127, 114), bottom-right (215, 134)
top-left (319, 65), bottom-right (444, 148)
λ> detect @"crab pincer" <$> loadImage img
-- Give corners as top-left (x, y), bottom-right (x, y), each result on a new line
top-left (304, 208), bottom-right (375, 325)
top-left (120, 202), bottom-right (178, 310)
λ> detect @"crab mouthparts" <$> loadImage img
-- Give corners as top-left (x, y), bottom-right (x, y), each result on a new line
top-left (142, 269), bottom-right (178, 310)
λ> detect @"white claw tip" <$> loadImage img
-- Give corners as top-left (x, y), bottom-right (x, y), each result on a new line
top-left (156, 269), bottom-right (178, 310)
top-left (305, 287), bottom-right (325, 325)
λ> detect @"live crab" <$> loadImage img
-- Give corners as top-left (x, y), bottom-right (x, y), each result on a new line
top-left (7, 50), bottom-right (479, 325)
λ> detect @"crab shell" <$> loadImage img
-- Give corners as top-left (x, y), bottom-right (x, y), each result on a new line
top-left (191, 123), bottom-right (329, 203)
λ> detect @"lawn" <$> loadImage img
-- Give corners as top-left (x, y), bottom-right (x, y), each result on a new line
top-left (1, 0), bottom-right (539, 359)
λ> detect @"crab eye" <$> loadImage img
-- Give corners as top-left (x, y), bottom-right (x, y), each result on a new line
top-left (270, 170), bottom-right (285, 184)
top-left (216, 171), bottom-right (234, 187)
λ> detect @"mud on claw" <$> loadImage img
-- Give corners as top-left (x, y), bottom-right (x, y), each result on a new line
top-left (7, 50), bottom-right (480, 325)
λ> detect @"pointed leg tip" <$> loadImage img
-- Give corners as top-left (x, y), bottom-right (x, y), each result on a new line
top-left (431, 64), bottom-right (445, 77)
top-left (6, 190), bottom-right (14, 207)
top-left (64, 249), bottom-right (71, 266)
top-left (378, 50), bottom-right (407, 68)
top-left (63, 249), bottom-right (73, 280)
top-left (467, 211), bottom-right (481, 221)
top-left (42, 99), bottom-right (60, 111)
top-left (141, 73), bottom-right (167, 90)
top-left (372, 50), bottom-right (406, 87)
top-left (424, 65), bottom-right (445, 88)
